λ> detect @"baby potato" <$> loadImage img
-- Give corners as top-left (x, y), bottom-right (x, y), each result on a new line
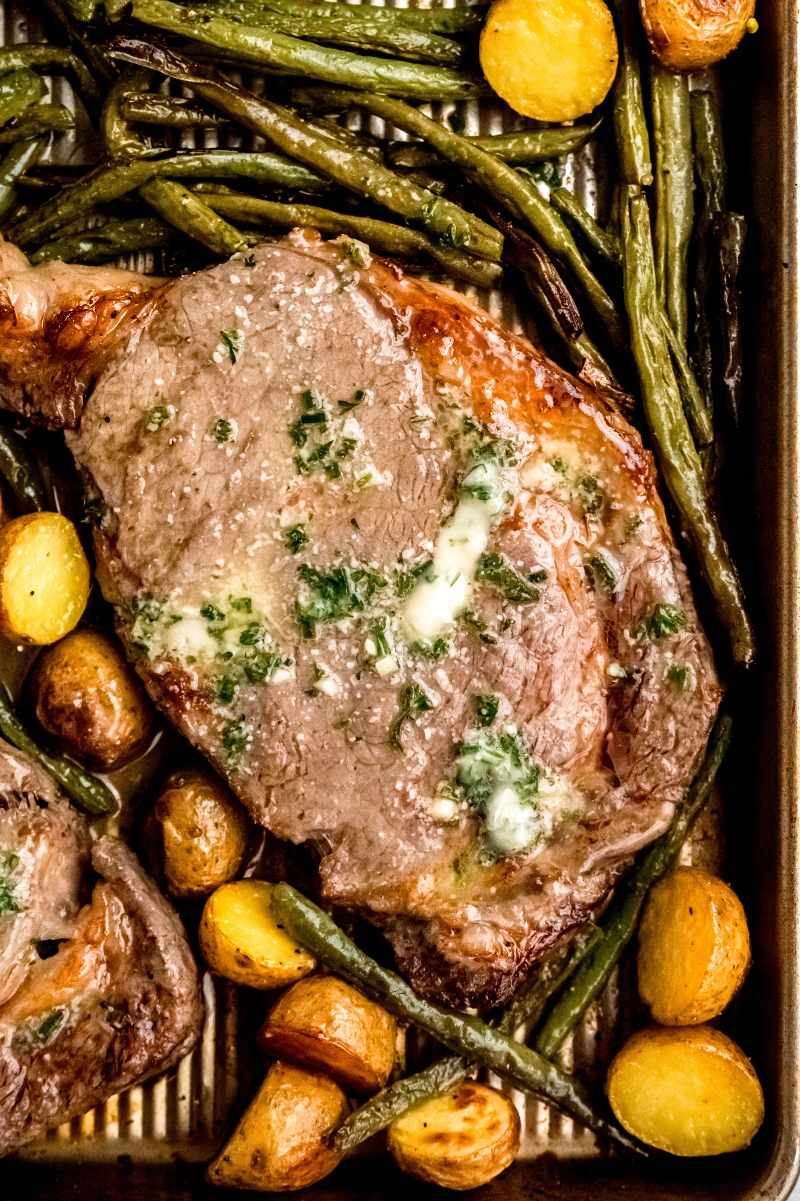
top-left (153, 769), bottom-right (248, 897)
top-left (388, 1082), bottom-right (520, 1190)
top-left (638, 866), bottom-right (751, 1025)
top-left (207, 1060), bottom-right (346, 1192)
top-left (199, 879), bottom-right (316, 989)
top-left (480, 0), bottom-right (618, 121)
top-left (606, 1025), bottom-right (764, 1156)
top-left (0, 513), bottom-right (89, 645)
top-left (27, 628), bottom-right (154, 771)
top-left (258, 974), bottom-right (397, 1094)
top-left (640, 0), bottom-right (757, 70)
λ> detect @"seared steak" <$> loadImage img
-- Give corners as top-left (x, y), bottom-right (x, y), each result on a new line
top-left (0, 741), bottom-right (202, 1154)
top-left (0, 232), bottom-right (721, 1009)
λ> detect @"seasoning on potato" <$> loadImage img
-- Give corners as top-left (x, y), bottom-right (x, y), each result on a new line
top-left (606, 1025), bottom-right (765, 1156)
top-left (27, 628), bottom-right (154, 771)
top-left (639, 0), bottom-right (757, 69)
top-left (0, 512), bottom-right (89, 645)
top-left (479, 0), bottom-right (618, 121)
top-left (258, 974), bottom-right (397, 1094)
top-left (637, 866), bottom-right (751, 1025)
top-left (199, 879), bottom-right (316, 988)
top-left (388, 1081), bottom-right (520, 1190)
top-left (207, 1060), bottom-right (346, 1192)
top-left (152, 769), bottom-right (248, 897)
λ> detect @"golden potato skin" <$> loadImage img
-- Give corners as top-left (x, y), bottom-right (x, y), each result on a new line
top-left (259, 974), bottom-right (397, 1094)
top-left (480, 0), bottom-right (618, 121)
top-left (27, 628), bottom-right (154, 771)
top-left (640, 0), bottom-right (756, 69)
top-left (389, 1082), bottom-right (520, 1190)
top-left (606, 1025), bottom-right (765, 1156)
top-left (207, 1060), bottom-right (346, 1192)
top-left (638, 866), bottom-right (751, 1025)
top-left (199, 879), bottom-right (316, 989)
top-left (0, 512), bottom-right (90, 645)
top-left (153, 770), bottom-right (248, 897)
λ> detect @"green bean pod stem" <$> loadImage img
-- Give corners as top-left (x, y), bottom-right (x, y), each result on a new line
top-left (0, 44), bottom-right (102, 107)
top-left (0, 687), bottom-right (118, 816)
top-left (534, 713), bottom-right (732, 1058)
top-left (139, 178), bottom-right (248, 255)
top-left (0, 424), bottom-right (48, 511)
top-left (210, 0), bottom-right (488, 37)
top-left (31, 216), bottom-right (172, 265)
top-left (549, 186), bottom-right (621, 269)
top-left (129, 0), bottom-right (486, 99)
top-left (714, 211), bottom-right (746, 427)
top-left (271, 882), bottom-right (646, 1156)
top-left (651, 64), bottom-right (694, 343)
top-left (611, 0), bottom-right (652, 187)
top-left (0, 70), bottom-right (46, 130)
top-left (0, 138), bottom-right (47, 224)
top-left (386, 123), bottom-right (601, 170)
top-left (0, 104), bottom-right (75, 144)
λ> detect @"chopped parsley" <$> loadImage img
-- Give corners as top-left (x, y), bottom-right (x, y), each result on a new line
top-left (214, 675), bottom-right (237, 704)
top-left (667, 664), bottom-right (690, 690)
top-left (454, 729), bottom-right (540, 814)
top-left (458, 608), bottom-right (498, 645)
top-left (344, 239), bottom-right (369, 266)
top-left (389, 683), bottom-right (434, 749)
top-left (576, 474), bottom-right (606, 516)
top-left (368, 617), bottom-right (393, 661)
top-left (211, 417), bottom-right (234, 444)
top-left (638, 603), bottom-right (686, 642)
top-left (411, 637), bottom-right (449, 661)
top-left (339, 389), bottom-right (367, 412)
top-left (230, 596), bottom-right (252, 613)
top-left (201, 602), bottom-right (225, 623)
top-left (474, 694), bottom-right (499, 727)
top-left (476, 553), bottom-right (540, 604)
top-left (394, 560), bottom-right (434, 599)
top-left (550, 456), bottom-right (568, 474)
top-left (144, 404), bottom-right (170, 433)
top-left (222, 717), bottom-right (249, 760)
top-left (35, 1008), bottom-right (65, 1043)
top-left (220, 328), bottom-right (243, 364)
top-left (296, 563), bottom-right (387, 638)
top-left (0, 851), bottom-right (19, 915)
top-left (284, 524), bottom-right (309, 555)
top-left (289, 390), bottom-right (360, 478)
top-left (585, 553), bottom-right (617, 594)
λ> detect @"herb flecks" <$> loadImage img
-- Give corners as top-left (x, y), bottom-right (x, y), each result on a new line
top-left (637, 603), bottom-right (686, 642)
top-left (211, 417), bottom-right (235, 444)
top-left (576, 474), bottom-right (606, 516)
top-left (455, 729), bottom-right (540, 812)
top-left (389, 683), bottom-right (434, 749)
top-left (220, 328), bottom-right (243, 364)
top-left (222, 717), bottom-right (249, 760)
top-left (34, 1008), bottom-right (65, 1043)
top-left (474, 694), bottom-right (500, 727)
top-left (289, 389), bottom-right (363, 479)
top-left (667, 664), bottom-right (690, 690)
top-left (296, 563), bottom-right (387, 638)
top-left (284, 524), bottom-right (308, 555)
top-left (585, 553), bottom-right (617, 595)
top-left (144, 403), bottom-right (171, 433)
top-left (0, 851), bottom-right (20, 915)
top-left (476, 553), bottom-right (540, 604)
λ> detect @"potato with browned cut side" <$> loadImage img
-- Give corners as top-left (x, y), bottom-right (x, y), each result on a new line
top-left (388, 1081), bottom-right (520, 1190)
top-left (0, 513), bottom-right (89, 645)
top-left (199, 880), bottom-right (316, 989)
top-left (640, 0), bottom-right (757, 70)
top-left (152, 769), bottom-right (248, 897)
top-left (27, 628), bottom-right (155, 771)
top-left (606, 1025), bottom-right (764, 1155)
top-left (207, 1060), bottom-right (347, 1192)
top-left (637, 866), bottom-right (751, 1025)
top-left (258, 974), bottom-right (397, 1094)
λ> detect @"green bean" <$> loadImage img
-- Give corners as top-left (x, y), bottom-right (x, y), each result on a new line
top-left (0, 70), bottom-right (46, 130)
top-left (0, 687), bottom-right (117, 817)
top-left (620, 188), bottom-right (753, 665)
top-left (108, 41), bottom-right (502, 260)
top-left (197, 191), bottom-right (502, 286)
top-left (62, 0), bottom-right (99, 19)
top-left (549, 186), bottom-right (621, 268)
top-left (0, 44), bottom-right (102, 107)
top-left (121, 92), bottom-right (228, 128)
top-left (31, 216), bottom-right (172, 265)
top-left (0, 424), bottom-right (48, 512)
top-left (43, 0), bottom-right (117, 90)
top-left (129, 0), bottom-right (485, 99)
top-left (272, 883), bottom-right (645, 1155)
top-left (102, 68), bottom-right (155, 160)
top-left (714, 212), bottom-right (746, 427)
top-left (690, 78), bottom-right (726, 408)
top-left (0, 104), bottom-right (75, 144)
top-left (534, 714), bottom-right (732, 1058)
top-left (211, 0), bottom-right (488, 38)
top-left (291, 86), bottom-right (625, 346)
top-left (0, 138), bottom-right (47, 224)
top-left (382, 123), bottom-right (601, 170)
top-left (140, 178), bottom-right (248, 255)
top-left (660, 310), bottom-right (712, 448)
top-left (7, 149), bottom-right (328, 247)
top-left (611, 0), bottom-right (652, 187)
top-left (651, 65), bottom-right (693, 343)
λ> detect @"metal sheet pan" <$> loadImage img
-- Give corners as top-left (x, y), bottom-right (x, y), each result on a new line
top-left (3, 0), bottom-right (799, 1197)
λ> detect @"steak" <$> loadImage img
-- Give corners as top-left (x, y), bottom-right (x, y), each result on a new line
top-left (0, 740), bottom-right (202, 1154)
top-left (0, 231), bottom-right (721, 1010)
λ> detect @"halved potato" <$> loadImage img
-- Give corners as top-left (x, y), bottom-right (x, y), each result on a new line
top-left (258, 974), bottom-right (397, 1093)
top-left (388, 1082), bottom-right (520, 1190)
top-left (207, 1060), bottom-right (346, 1192)
top-left (199, 880), bottom-right (316, 989)
top-left (638, 866), bottom-right (751, 1025)
top-left (0, 513), bottom-right (90, 644)
top-left (640, 0), bottom-right (757, 70)
top-left (480, 0), bottom-right (618, 121)
top-left (153, 769), bottom-right (248, 898)
top-left (606, 1025), bottom-right (765, 1156)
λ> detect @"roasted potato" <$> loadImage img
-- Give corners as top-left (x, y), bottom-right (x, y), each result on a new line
top-left (480, 0), bottom-right (618, 121)
top-left (640, 0), bottom-right (756, 69)
top-left (152, 769), bottom-right (248, 897)
top-left (207, 1060), bottom-right (346, 1191)
top-left (638, 866), bottom-right (751, 1025)
top-left (606, 1025), bottom-right (764, 1156)
top-left (388, 1082), bottom-right (520, 1190)
top-left (27, 628), bottom-right (154, 771)
top-left (0, 513), bottom-right (89, 645)
top-left (258, 974), bottom-right (397, 1094)
top-left (199, 880), bottom-right (316, 989)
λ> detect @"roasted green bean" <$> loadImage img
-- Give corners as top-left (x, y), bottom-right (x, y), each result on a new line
top-left (0, 104), bottom-right (75, 144)
top-left (140, 178), bottom-right (249, 255)
top-left (206, 0), bottom-right (488, 38)
top-left (31, 216), bottom-right (171, 265)
top-left (0, 138), bottom-right (47, 224)
top-left (129, 0), bottom-right (485, 99)
top-left (0, 424), bottom-right (48, 512)
top-left (101, 68), bottom-right (155, 160)
top-left (651, 65), bottom-right (693, 342)
top-left (121, 92), bottom-right (228, 128)
top-left (691, 77), bottom-right (726, 408)
top-left (0, 70), bottom-right (46, 130)
top-left (611, 0), bottom-right (652, 187)
top-left (0, 44), bottom-right (102, 107)
top-left (534, 714), bottom-right (732, 1057)
top-left (549, 186), bottom-right (621, 269)
top-left (714, 211), bottom-right (746, 426)
top-left (386, 123), bottom-right (601, 170)
top-left (661, 311), bottom-right (712, 447)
